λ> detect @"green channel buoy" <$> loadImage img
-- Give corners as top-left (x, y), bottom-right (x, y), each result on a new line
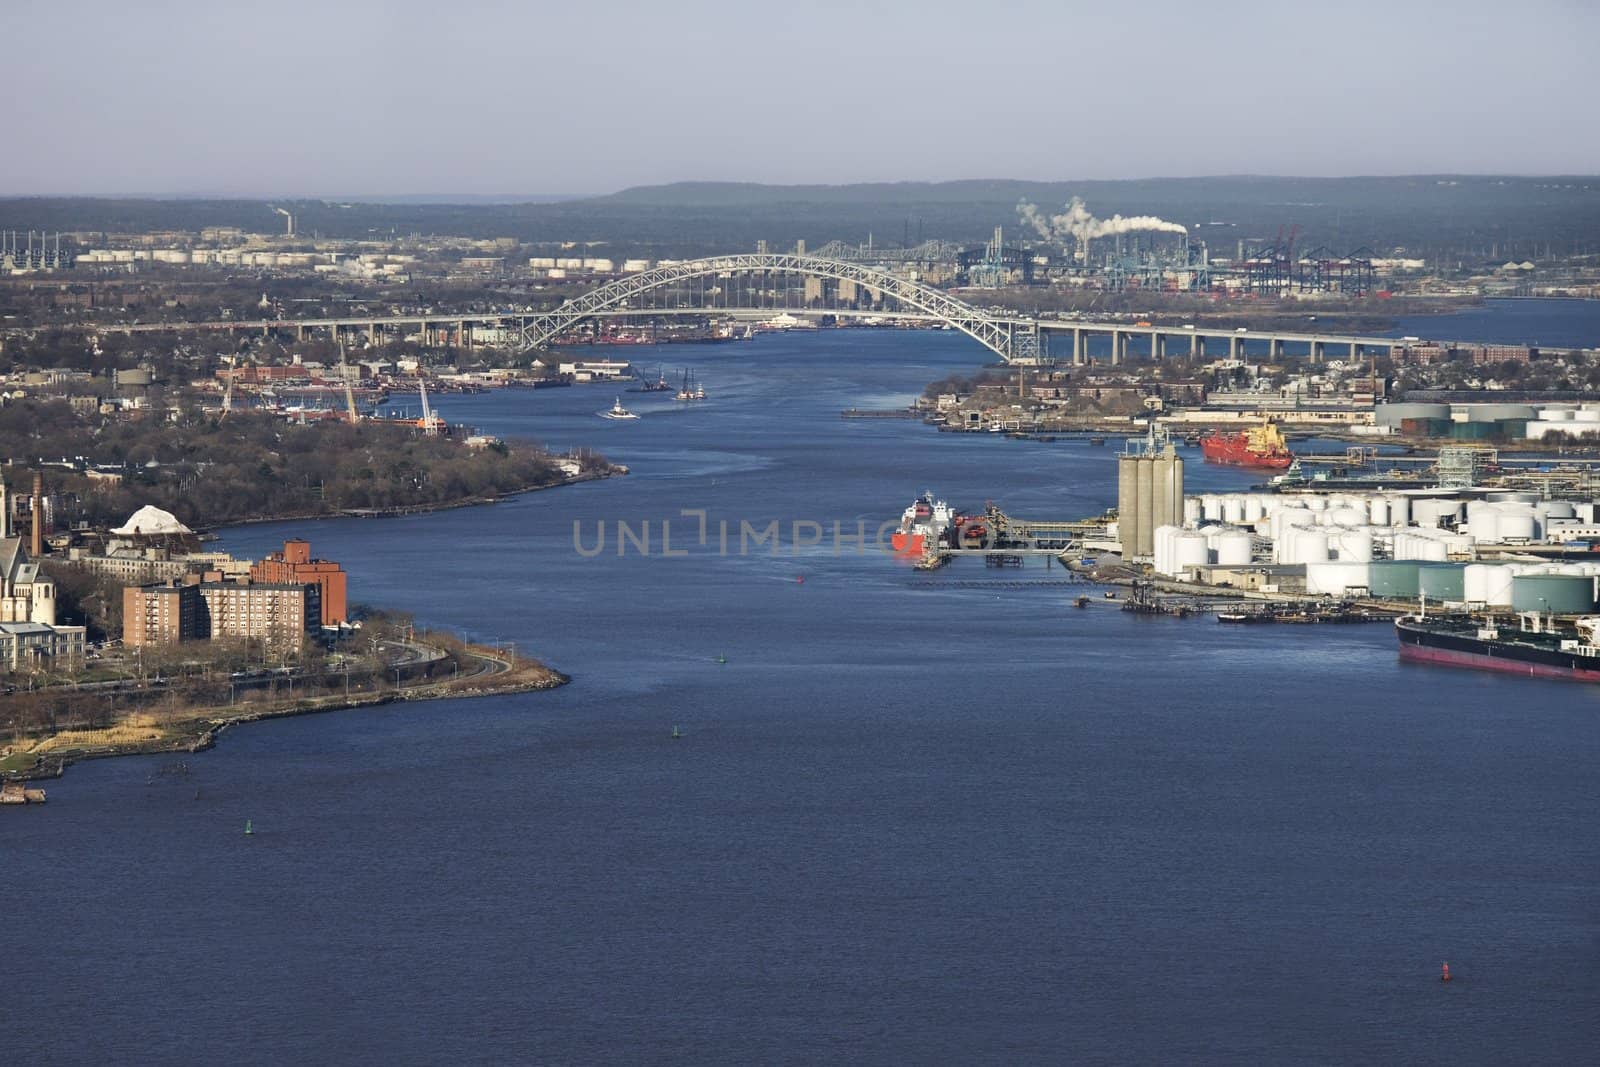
top-left (671, 726), bottom-right (682, 740)
top-left (244, 820), bottom-right (254, 836)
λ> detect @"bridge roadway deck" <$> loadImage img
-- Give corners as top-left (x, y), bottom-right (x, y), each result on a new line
top-left (78, 307), bottom-right (1484, 355)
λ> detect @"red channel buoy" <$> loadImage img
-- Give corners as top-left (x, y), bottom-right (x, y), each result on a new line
top-left (1441, 962), bottom-right (1452, 982)
top-left (796, 576), bottom-right (805, 584)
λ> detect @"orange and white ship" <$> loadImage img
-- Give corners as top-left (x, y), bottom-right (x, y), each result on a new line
top-left (892, 492), bottom-right (960, 557)
top-left (1199, 417), bottom-right (1294, 469)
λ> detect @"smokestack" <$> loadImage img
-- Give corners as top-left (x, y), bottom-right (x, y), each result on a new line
top-left (31, 472), bottom-right (44, 557)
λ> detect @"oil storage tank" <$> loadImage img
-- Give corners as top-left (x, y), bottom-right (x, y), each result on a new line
top-left (1511, 574), bottom-right (1597, 615)
top-left (1418, 563), bottom-right (1468, 601)
top-left (1367, 560), bottom-right (1422, 599)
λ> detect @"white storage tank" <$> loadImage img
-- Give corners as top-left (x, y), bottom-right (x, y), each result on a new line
top-left (1296, 529), bottom-right (1330, 564)
top-left (1183, 498), bottom-right (1201, 525)
top-left (1215, 530), bottom-right (1253, 566)
top-left (1333, 528), bottom-right (1374, 563)
top-left (1369, 498), bottom-right (1390, 526)
top-left (1152, 524), bottom-right (1180, 576)
top-left (1482, 565), bottom-right (1516, 606)
top-left (1223, 496), bottom-right (1246, 524)
top-left (1386, 496), bottom-right (1411, 526)
top-left (1174, 532), bottom-right (1210, 574)
top-left (1306, 561), bottom-right (1370, 596)
top-left (1496, 511), bottom-right (1537, 542)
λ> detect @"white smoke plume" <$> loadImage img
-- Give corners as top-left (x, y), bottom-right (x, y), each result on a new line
top-left (1016, 197), bottom-right (1188, 246)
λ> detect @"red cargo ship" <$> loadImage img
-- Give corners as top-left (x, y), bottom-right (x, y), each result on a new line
top-left (1199, 418), bottom-right (1294, 469)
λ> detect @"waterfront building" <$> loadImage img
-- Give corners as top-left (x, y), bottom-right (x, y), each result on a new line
top-left (197, 580), bottom-right (320, 653)
top-left (123, 576), bottom-right (320, 653)
top-left (250, 540), bottom-right (347, 626)
top-left (123, 580), bottom-right (203, 647)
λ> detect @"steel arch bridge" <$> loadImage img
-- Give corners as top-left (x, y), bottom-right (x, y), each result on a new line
top-left (519, 253), bottom-right (1039, 362)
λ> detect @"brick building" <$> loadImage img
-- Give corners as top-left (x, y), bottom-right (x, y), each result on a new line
top-left (250, 539), bottom-right (347, 626)
top-left (123, 576), bottom-right (320, 653)
top-left (123, 580), bottom-right (201, 646)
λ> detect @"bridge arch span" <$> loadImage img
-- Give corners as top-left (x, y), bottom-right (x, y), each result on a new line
top-left (519, 253), bottom-right (1034, 362)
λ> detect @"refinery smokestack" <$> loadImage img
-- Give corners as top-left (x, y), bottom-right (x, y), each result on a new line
top-left (31, 472), bottom-right (44, 557)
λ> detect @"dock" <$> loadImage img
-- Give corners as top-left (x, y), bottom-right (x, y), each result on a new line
top-left (0, 781), bottom-right (47, 805)
top-left (841, 408), bottom-right (924, 419)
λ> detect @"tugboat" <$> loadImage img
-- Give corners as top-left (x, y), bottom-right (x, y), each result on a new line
top-left (1200, 417), bottom-right (1294, 469)
top-left (638, 365), bottom-right (673, 392)
top-left (598, 397), bottom-right (640, 420)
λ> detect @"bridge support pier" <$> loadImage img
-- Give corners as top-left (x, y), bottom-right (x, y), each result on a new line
top-left (1151, 330), bottom-right (1163, 359)
top-left (1229, 335), bottom-right (1241, 360)
top-left (370, 322), bottom-right (379, 347)
top-left (1072, 329), bottom-right (1085, 366)
top-left (1349, 341), bottom-right (1360, 360)
top-left (1270, 338), bottom-right (1284, 360)
top-left (1190, 332), bottom-right (1200, 358)
top-left (1311, 340), bottom-right (1325, 364)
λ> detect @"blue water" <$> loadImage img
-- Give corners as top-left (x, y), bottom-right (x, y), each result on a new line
top-left (7, 321), bottom-right (1600, 1064)
top-left (1390, 297), bottom-right (1600, 349)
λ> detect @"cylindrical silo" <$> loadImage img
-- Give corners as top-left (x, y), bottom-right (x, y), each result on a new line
top-left (1511, 574), bottom-right (1597, 615)
top-left (1174, 532), bottom-right (1210, 574)
top-left (1297, 529), bottom-right (1329, 564)
top-left (1336, 528), bottom-right (1374, 562)
top-left (1369, 560), bottom-right (1422, 599)
top-left (1215, 530), bottom-right (1253, 566)
top-left (1418, 563), bottom-right (1467, 601)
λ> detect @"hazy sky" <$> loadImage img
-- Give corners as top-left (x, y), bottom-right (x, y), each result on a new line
top-left (4, 0), bottom-right (1596, 196)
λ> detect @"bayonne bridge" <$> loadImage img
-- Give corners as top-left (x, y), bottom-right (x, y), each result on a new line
top-left (101, 252), bottom-right (1478, 365)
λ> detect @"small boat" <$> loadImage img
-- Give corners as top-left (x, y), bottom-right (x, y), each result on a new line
top-left (1217, 610), bottom-right (1270, 624)
top-left (598, 397), bottom-right (640, 420)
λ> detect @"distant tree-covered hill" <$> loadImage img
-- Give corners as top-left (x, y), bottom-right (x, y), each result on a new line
top-left (4, 175), bottom-right (1597, 261)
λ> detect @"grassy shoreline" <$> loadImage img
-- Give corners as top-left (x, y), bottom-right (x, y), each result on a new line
top-left (1, 643), bottom-right (567, 785)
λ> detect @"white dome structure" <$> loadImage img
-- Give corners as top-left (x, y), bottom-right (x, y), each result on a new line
top-left (111, 505), bottom-right (193, 537)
